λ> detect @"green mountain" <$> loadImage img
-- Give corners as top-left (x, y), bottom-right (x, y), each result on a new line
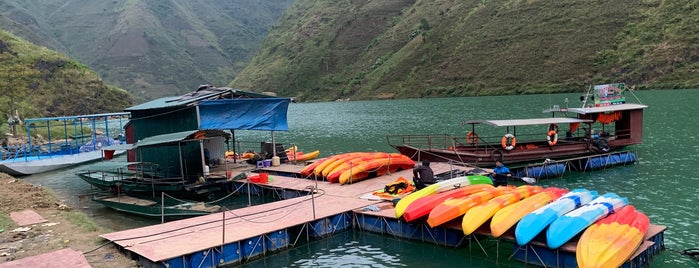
top-left (0, 0), bottom-right (294, 101)
top-left (0, 29), bottom-right (132, 121)
top-left (232, 0), bottom-right (699, 101)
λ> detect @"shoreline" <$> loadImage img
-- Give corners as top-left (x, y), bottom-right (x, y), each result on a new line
top-left (0, 173), bottom-right (136, 267)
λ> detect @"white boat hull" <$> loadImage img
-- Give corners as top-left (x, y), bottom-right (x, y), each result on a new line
top-left (0, 150), bottom-right (124, 176)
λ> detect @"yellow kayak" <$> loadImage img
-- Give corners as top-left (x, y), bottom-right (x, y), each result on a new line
top-left (489, 187), bottom-right (568, 238)
top-left (461, 185), bottom-right (543, 235)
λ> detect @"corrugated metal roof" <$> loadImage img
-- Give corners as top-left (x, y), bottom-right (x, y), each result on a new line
top-left (133, 129), bottom-right (230, 148)
top-left (482, 117), bottom-right (593, 127)
top-left (125, 87), bottom-right (273, 111)
top-left (134, 130), bottom-right (199, 147)
top-left (102, 144), bottom-right (133, 150)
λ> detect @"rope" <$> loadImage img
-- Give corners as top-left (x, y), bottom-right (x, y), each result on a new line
top-left (224, 188), bottom-right (326, 224)
top-left (105, 184), bottom-right (326, 243)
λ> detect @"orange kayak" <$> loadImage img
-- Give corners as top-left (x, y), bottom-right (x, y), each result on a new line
top-left (325, 153), bottom-right (391, 182)
top-left (403, 184), bottom-right (495, 222)
top-left (426, 186), bottom-right (512, 227)
top-left (339, 155), bottom-right (415, 184)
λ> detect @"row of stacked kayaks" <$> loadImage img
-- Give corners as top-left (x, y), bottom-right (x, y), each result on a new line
top-left (299, 152), bottom-right (415, 184)
top-left (393, 176), bottom-right (651, 268)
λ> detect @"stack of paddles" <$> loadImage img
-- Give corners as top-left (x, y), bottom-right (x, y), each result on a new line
top-left (299, 152), bottom-right (415, 184)
top-left (392, 182), bottom-right (651, 268)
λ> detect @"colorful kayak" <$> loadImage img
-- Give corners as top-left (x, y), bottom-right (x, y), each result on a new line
top-left (546, 193), bottom-right (629, 249)
top-left (402, 183), bottom-right (495, 222)
top-left (300, 156), bottom-right (332, 177)
top-left (313, 153), bottom-right (366, 176)
top-left (288, 150), bottom-right (320, 162)
top-left (322, 152), bottom-right (389, 177)
top-left (461, 185), bottom-right (543, 235)
top-left (515, 188), bottom-right (598, 245)
top-left (490, 187), bottom-right (568, 238)
top-left (427, 186), bottom-right (511, 227)
top-left (326, 153), bottom-right (391, 182)
top-left (576, 205), bottom-right (650, 268)
top-left (395, 175), bottom-right (493, 218)
top-left (339, 155), bottom-right (415, 184)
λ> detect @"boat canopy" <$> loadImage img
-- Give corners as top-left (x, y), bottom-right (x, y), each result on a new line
top-left (562, 103), bottom-right (648, 115)
top-left (464, 117), bottom-right (592, 127)
top-left (134, 130), bottom-right (230, 148)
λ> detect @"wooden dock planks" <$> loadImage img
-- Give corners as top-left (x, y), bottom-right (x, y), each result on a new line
top-left (101, 162), bottom-right (477, 262)
top-left (102, 194), bottom-right (379, 262)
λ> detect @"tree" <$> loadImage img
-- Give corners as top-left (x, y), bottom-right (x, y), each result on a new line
top-left (0, 52), bottom-right (39, 137)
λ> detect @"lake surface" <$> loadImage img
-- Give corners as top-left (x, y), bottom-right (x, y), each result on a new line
top-left (24, 89), bottom-right (698, 267)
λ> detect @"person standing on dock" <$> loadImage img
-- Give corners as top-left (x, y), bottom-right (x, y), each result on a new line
top-left (491, 160), bottom-right (512, 187)
top-left (413, 160), bottom-right (435, 190)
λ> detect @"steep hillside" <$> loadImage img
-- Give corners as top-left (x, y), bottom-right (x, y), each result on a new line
top-left (0, 0), bottom-right (294, 101)
top-left (0, 29), bottom-right (132, 121)
top-left (232, 0), bottom-right (699, 101)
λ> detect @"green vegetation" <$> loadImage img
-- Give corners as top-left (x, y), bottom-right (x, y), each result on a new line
top-left (0, 0), bottom-right (295, 101)
top-left (0, 29), bottom-right (132, 126)
top-left (63, 211), bottom-right (100, 232)
top-left (0, 213), bottom-right (11, 231)
top-left (232, 0), bottom-right (699, 101)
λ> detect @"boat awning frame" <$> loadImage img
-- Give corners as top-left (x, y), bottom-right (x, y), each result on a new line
top-left (559, 103), bottom-right (648, 115)
top-left (463, 117), bottom-right (593, 127)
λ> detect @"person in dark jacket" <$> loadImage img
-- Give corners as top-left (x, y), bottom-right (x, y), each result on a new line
top-left (413, 160), bottom-right (435, 190)
top-left (491, 160), bottom-right (512, 187)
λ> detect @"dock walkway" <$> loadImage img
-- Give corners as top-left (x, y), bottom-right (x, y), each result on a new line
top-left (102, 162), bottom-right (470, 267)
top-left (101, 161), bottom-right (665, 268)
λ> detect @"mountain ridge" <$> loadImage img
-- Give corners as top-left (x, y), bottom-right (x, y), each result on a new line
top-left (232, 0), bottom-right (698, 101)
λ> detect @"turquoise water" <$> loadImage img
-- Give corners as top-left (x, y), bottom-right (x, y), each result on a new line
top-left (24, 90), bottom-right (698, 267)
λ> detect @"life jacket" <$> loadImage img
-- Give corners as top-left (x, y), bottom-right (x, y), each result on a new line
top-left (383, 177), bottom-right (414, 195)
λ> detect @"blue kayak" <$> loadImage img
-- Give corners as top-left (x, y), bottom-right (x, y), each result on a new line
top-left (546, 193), bottom-right (628, 249)
top-left (515, 188), bottom-right (598, 245)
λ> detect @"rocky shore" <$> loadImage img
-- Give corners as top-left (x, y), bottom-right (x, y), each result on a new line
top-left (0, 173), bottom-right (136, 267)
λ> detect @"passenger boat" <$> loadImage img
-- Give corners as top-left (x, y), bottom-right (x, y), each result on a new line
top-left (387, 83), bottom-right (646, 167)
top-left (0, 112), bottom-right (130, 176)
top-left (92, 193), bottom-right (220, 219)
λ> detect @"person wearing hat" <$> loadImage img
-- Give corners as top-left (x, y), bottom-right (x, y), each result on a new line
top-left (413, 160), bottom-right (435, 190)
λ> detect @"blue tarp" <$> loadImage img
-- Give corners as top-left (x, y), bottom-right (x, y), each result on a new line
top-left (198, 98), bottom-right (291, 131)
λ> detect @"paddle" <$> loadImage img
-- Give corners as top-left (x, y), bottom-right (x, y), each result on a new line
top-left (517, 176), bottom-right (537, 184)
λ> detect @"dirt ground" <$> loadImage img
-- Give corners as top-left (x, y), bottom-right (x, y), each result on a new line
top-left (0, 173), bottom-right (138, 267)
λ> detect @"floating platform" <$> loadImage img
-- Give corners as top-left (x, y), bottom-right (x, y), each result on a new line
top-left (101, 162), bottom-right (664, 268)
top-left (102, 162), bottom-right (476, 267)
top-left (510, 150), bottom-right (638, 179)
top-left (354, 206), bottom-right (666, 268)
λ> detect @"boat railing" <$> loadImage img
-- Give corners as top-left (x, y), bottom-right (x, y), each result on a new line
top-left (387, 134), bottom-right (455, 150)
top-left (1, 136), bottom-right (121, 162)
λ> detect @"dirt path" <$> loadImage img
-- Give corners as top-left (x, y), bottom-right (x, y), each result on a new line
top-left (0, 173), bottom-right (137, 267)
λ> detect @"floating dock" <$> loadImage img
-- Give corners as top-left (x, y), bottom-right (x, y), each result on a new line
top-left (102, 162), bottom-right (665, 268)
top-left (510, 150), bottom-right (638, 179)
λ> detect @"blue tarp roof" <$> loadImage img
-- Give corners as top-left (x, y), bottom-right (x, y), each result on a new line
top-left (198, 98), bottom-right (291, 131)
